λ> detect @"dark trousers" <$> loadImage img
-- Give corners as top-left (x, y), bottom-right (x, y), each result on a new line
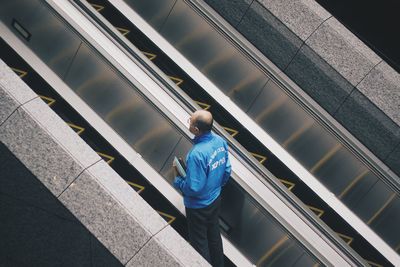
top-left (186, 196), bottom-right (224, 267)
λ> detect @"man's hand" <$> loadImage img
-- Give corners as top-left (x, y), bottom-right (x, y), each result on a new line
top-left (173, 176), bottom-right (184, 191)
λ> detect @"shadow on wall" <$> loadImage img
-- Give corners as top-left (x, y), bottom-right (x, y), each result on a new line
top-left (0, 142), bottom-right (122, 267)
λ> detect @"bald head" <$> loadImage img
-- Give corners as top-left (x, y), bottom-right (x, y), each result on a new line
top-left (190, 110), bottom-right (213, 135)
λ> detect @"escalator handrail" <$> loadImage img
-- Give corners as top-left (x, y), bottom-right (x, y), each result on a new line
top-left (63, 0), bottom-right (371, 265)
top-left (2, 15), bottom-right (256, 267)
top-left (99, 0), bottom-right (400, 264)
top-left (186, 0), bottom-right (400, 195)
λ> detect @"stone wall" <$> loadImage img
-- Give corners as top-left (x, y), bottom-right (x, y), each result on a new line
top-left (204, 0), bottom-right (400, 176)
top-left (0, 59), bottom-right (209, 266)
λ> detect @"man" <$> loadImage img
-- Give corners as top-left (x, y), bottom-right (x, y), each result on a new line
top-left (173, 110), bottom-right (231, 267)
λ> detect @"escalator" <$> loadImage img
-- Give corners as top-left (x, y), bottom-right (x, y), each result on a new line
top-left (0, 0), bottom-right (367, 266)
top-left (37, 0), bottom-right (400, 266)
top-left (0, 35), bottom-right (233, 267)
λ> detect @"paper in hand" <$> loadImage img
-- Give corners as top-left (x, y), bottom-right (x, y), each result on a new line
top-left (173, 156), bottom-right (186, 177)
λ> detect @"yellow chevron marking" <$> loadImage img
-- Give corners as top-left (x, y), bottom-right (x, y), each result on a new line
top-left (96, 152), bottom-right (115, 165)
top-left (38, 95), bottom-right (56, 107)
top-left (142, 51), bottom-right (157, 60)
top-left (157, 211), bottom-right (176, 225)
top-left (88, 3), bottom-right (105, 12)
top-left (11, 67), bottom-right (28, 78)
top-left (115, 27), bottom-right (130, 36)
top-left (250, 152), bottom-right (267, 164)
top-left (337, 233), bottom-right (353, 245)
top-left (222, 126), bottom-right (238, 137)
top-left (308, 206), bottom-right (324, 218)
top-left (126, 181), bottom-right (145, 194)
top-left (194, 101), bottom-right (211, 110)
top-left (279, 179), bottom-right (295, 191)
top-left (66, 123), bottom-right (85, 135)
top-left (168, 76), bottom-right (184, 86)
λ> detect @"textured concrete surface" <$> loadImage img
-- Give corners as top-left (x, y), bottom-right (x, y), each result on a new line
top-left (58, 166), bottom-right (154, 264)
top-left (87, 160), bottom-right (168, 235)
top-left (357, 61), bottom-right (400, 126)
top-left (0, 98), bottom-right (101, 196)
top-left (0, 60), bottom-right (208, 266)
top-left (126, 225), bottom-right (209, 267)
top-left (385, 143), bottom-right (400, 175)
top-left (0, 60), bottom-right (37, 125)
top-left (204, 0), bottom-right (252, 27)
top-left (285, 44), bottom-right (354, 114)
top-left (0, 141), bottom-right (122, 267)
top-left (334, 90), bottom-right (400, 160)
top-left (306, 17), bottom-right (381, 86)
top-left (237, 0), bottom-right (302, 70)
top-left (203, 0), bottom-right (400, 176)
top-left (258, 0), bottom-right (331, 41)
top-left (0, 141), bottom-right (75, 221)
top-left (91, 235), bottom-right (124, 267)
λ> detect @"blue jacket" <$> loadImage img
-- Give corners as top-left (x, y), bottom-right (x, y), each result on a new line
top-left (174, 131), bottom-right (231, 209)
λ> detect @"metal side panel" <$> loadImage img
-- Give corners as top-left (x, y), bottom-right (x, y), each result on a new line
top-left (0, 0), bottom-right (367, 265)
top-left (63, 43), bottom-right (181, 172)
top-left (0, 0), bottom-right (81, 79)
top-left (220, 181), bottom-right (320, 266)
top-left (158, 0), bottom-right (268, 112)
top-left (124, 0), bottom-right (177, 30)
top-left (101, 0), bottom-right (400, 264)
top-left (159, 136), bottom-right (192, 183)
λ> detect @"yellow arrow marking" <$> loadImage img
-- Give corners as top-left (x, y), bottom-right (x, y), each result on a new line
top-left (88, 3), bottom-right (104, 12)
top-left (38, 95), bottom-right (56, 107)
top-left (337, 233), bottom-right (353, 245)
top-left (222, 126), bottom-right (238, 137)
top-left (66, 123), bottom-right (85, 135)
top-left (11, 67), bottom-right (28, 78)
top-left (126, 181), bottom-right (145, 194)
top-left (96, 152), bottom-right (115, 165)
top-left (278, 179), bottom-right (295, 191)
top-left (115, 27), bottom-right (130, 36)
top-left (250, 152), bottom-right (267, 164)
top-left (308, 206), bottom-right (324, 218)
top-left (157, 211), bottom-right (176, 224)
top-left (141, 51), bottom-right (157, 60)
top-left (194, 101), bottom-right (211, 110)
top-left (168, 76), bottom-right (184, 86)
